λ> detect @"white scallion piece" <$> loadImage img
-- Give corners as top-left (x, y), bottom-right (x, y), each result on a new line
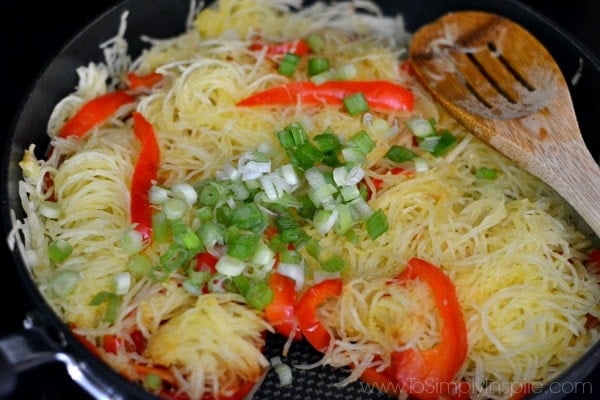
top-left (148, 185), bottom-right (170, 205)
top-left (171, 182), bottom-right (198, 207)
top-left (216, 254), bottom-right (247, 277)
top-left (413, 157), bottom-right (429, 172)
top-left (112, 272), bottom-right (131, 295)
top-left (407, 116), bottom-right (435, 137)
top-left (345, 166), bottom-right (365, 186)
top-left (280, 164), bottom-right (299, 186)
top-left (333, 166), bottom-right (348, 186)
top-left (277, 262), bottom-right (305, 291)
top-left (163, 197), bottom-right (187, 220)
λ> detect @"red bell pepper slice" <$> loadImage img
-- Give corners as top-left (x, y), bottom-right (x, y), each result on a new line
top-left (58, 90), bottom-right (135, 138)
top-left (265, 272), bottom-right (302, 340)
top-left (249, 38), bottom-right (310, 57)
top-left (195, 251), bottom-right (219, 273)
top-left (131, 112), bottom-right (160, 243)
top-left (127, 71), bottom-right (164, 91)
top-left (295, 278), bottom-right (343, 352)
top-left (391, 258), bottom-right (467, 400)
top-left (236, 80), bottom-right (414, 113)
top-left (102, 334), bottom-right (122, 354)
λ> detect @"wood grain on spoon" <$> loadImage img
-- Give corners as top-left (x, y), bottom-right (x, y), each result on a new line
top-left (409, 11), bottom-right (600, 237)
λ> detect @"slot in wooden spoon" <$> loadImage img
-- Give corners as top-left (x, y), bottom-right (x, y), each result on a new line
top-left (409, 11), bottom-right (600, 237)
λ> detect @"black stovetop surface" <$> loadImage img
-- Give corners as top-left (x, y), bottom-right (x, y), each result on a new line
top-left (1, 1), bottom-right (598, 399)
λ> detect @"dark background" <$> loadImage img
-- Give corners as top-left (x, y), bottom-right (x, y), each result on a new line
top-left (0, 1), bottom-right (598, 399)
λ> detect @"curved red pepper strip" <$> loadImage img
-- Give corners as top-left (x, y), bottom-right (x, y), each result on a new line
top-left (236, 80), bottom-right (414, 112)
top-left (131, 112), bottom-right (160, 243)
top-left (59, 90), bottom-right (135, 138)
top-left (127, 72), bottom-right (164, 91)
top-left (265, 272), bottom-right (302, 340)
top-left (295, 278), bottom-right (343, 352)
top-left (249, 38), bottom-right (310, 57)
top-left (391, 258), bottom-right (467, 400)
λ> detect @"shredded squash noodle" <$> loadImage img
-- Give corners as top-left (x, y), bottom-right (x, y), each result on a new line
top-left (9, 0), bottom-right (600, 399)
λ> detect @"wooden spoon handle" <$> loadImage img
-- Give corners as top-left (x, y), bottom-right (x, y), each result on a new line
top-left (537, 146), bottom-right (600, 237)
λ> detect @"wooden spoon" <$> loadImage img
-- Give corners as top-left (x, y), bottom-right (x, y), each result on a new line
top-left (409, 11), bottom-right (600, 237)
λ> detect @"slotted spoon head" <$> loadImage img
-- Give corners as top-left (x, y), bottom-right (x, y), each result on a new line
top-left (409, 11), bottom-right (600, 237)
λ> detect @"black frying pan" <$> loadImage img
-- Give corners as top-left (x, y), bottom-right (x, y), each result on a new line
top-left (1, 1), bottom-right (599, 399)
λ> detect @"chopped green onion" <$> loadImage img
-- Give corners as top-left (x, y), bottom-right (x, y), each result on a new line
top-left (280, 164), bottom-right (299, 186)
top-left (418, 135), bottom-right (441, 152)
top-left (476, 166), bottom-right (498, 180)
top-left (149, 185), bottom-right (170, 205)
top-left (297, 194), bottom-right (317, 219)
top-left (343, 92), bottom-right (369, 116)
top-left (229, 181), bottom-right (250, 201)
top-left (349, 130), bottom-right (376, 155)
top-left (365, 209), bottom-right (388, 240)
top-left (163, 197), bottom-right (187, 220)
top-left (232, 274), bottom-right (251, 296)
top-left (50, 269), bottom-right (80, 297)
top-left (187, 268), bottom-right (210, 286)
top-left (339, 185), bottom-right (360, 202)
top-left (245, 281), bottom-right (274, 310)
top-left (321, 151), bottom-right (340, 167)
top-left (430, 131), bottom-right (457, 157)
top-left (275, 210), bottom-right (301, 241)
top-left (143, 373), bottom-right (162, 391)
top-left (160, 245), bottom-right (189, 272)
top-left (231, 203), bottom-right (267, 232)
top-left (309, 70), bottom-right (333, 84)
top-left (308, 57), bottom-right (330, 76)
top-left (407, 116), bottom-right (436, 137)
top-left (335, 204), bottom-right (354, 233)
top-left (171, 182), bottom-right (198, 207)
top-left (196, 206), bottom-right (214, 223)
top-left (413, 157), bottom-right (429, 172)
top-left (227, 233), bottom-right (260, 260)
top-left (321, 254), bottom-right (346, 272)
top-left (334, 64), bottom-right (357, 80)
top-left (313, 132), bottom-right (342, 153)
top-left (385, 145), bottom-right (416, 163)
top-left (112, 272), bottom-right (131, 295)
top-left (341, 146), bottom-right (366, 165)
top-left (121, 229), bottom-right (144, 254)
top-left (199, 182), bottom-right (225, 206)
top-left (39, 201), bottom-right (61, 219)
top-left (89, 291), bottom-right (121, 323)
top-left (294, 142), bottom-right (323, 169)
top-left (197, 222), bottom-right (224, 249)
top-left (306, 33), bottom-right (324, 52)
top-left (48, 239), bottom-right (73, 263)
top-left (343, 228), bottom-right (359, 244)
top-left (216, 254), bottom-right (247, 277)
top-left (308, 184), bottom-right (337, 207)
top-left (152, 212), bottom-right (170, 243)
top-left (313, 209), bottom-right (338, 234)
top-left (126, 254), bottom-right (152, 277)
top-left (370, 118), bottom-right (391, 136)
top-left (251, 240), bottom-right (276, 267)
top-left (279, 52), bottom-right (301, 76)
top-left (215, 204), bottom-right (233, 226)
top-left (304, 238), bottom-right (321, 259)
top-left (171, 222), bottom-right (202, 252)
